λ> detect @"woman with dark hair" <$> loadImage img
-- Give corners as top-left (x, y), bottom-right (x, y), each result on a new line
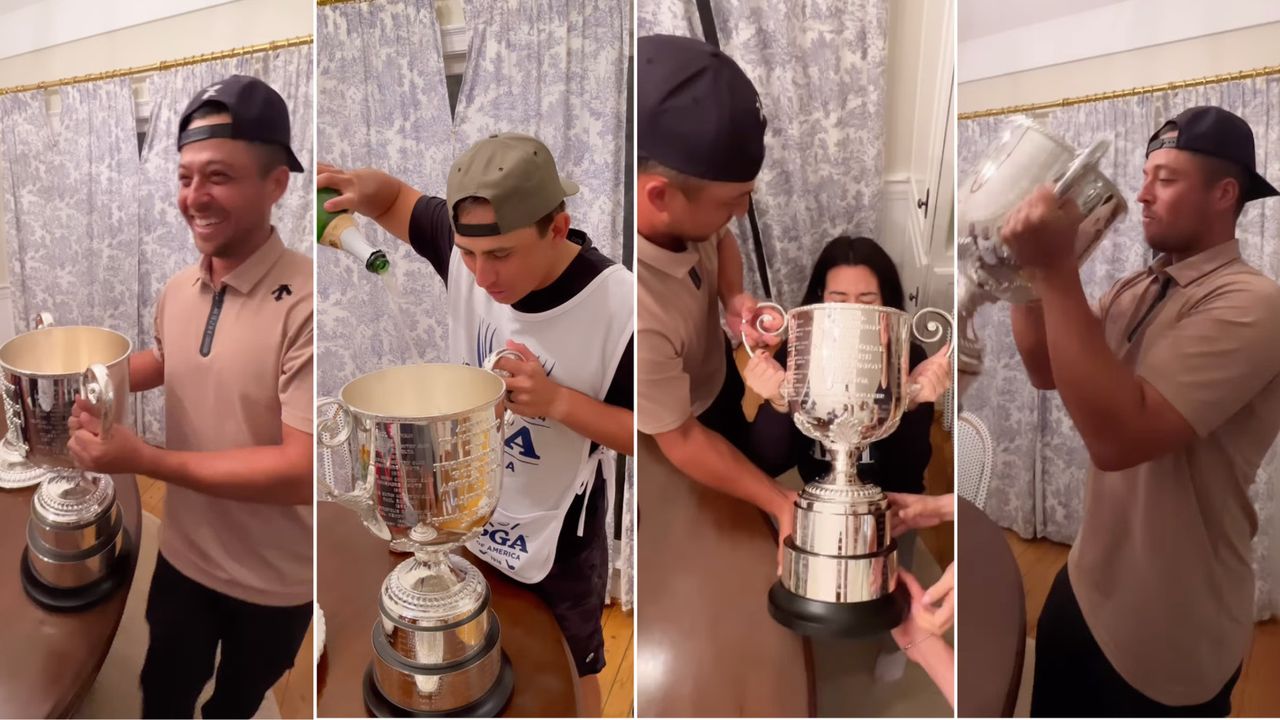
top-left (744, 235), bottom-right (949, 494)
top-left (744, 235), bottom-right (952, 686)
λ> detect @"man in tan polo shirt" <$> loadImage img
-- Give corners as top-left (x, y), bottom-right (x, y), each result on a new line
top-left (637, 35), bottom-right (796, 555)
top-left (1003, 106), bottom-right (1280, 716)
top-left (67, 75), bottom-right (313, 719)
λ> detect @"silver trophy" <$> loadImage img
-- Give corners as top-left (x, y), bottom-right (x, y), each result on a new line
top-left (318, 353), bottom-right (520, 717)
top-left (0, 314), bottom-right (135, 611)
top-left (957, 116), bottom-right (1127, 388)
top-left (751, 302), bottom-right (952, 636)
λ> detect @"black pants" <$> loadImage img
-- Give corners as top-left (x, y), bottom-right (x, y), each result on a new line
top-left (140, 554), bottom-right (313, 719)
top-left (1032, 565), bottom-right (1241, 717)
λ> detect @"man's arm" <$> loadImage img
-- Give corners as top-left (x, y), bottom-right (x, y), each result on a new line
top-left (654, 415), bottom-right (793, 524)
top-left (129, 350), bottom-right (164, 392)
top-left (717, 228), bottom-right (745, 309)
top-left (1033, 267), bottom-right (1196, 471)
top-left (317, 165), bottom-right (423, 244)
top-left (555, 391), bottom-right (633, 456)
top-left (1010, 302), bottom-right (1055, 389)
top-left (68, 402), bottom-right (312, 506)
top-left (136, 423), bottom-right (313, 505)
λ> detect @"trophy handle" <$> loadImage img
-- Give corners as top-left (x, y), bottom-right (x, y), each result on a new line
top-left (32, 312), bottom-right (53, 330)
top-left (79, 363), bottom-right (114, 440)
top-left (907, 307), bottom-right (955, 400)
top-left (1, 375), bottom-right (28, 456)
top-left (315, 396), bottom-right (389, 538)
top-left (1054, 138), bottom-right (1110, 199)
top-left (483, 348), bottom-right (524, 426)
top-left (742, 301), bottom-right (787, 352)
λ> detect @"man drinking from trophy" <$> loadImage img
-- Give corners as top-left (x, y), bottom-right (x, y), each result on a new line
top-left (1003, 106), bottom-right (1280, 716)
top-left (635, 33), bottom-right (797, 565)
top-left (314, 133), bottom-right (633, 717)
top-left (64, 75), bottom-right (315, 719)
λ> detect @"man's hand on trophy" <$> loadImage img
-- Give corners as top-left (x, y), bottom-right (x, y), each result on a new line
top-left (1000, 183), bottom-right (1085, 272)
top-left (67, 397), bottom-right (146, 475)
top-left (908, 342), bottom-right (952, 409)
top-left (886, 492), bottom-right (955, 535)
top-left (492, 340), bottom-right (568, 421)
top-left (728, 293), bottom-right (783, 351)
top-left (744, 350), bottom-right (786, 411)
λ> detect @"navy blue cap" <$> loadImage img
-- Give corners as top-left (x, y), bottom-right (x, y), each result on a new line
top-left (638, 34), bottom-right (766, 183)
top-left (178, 75), bottom-right (304, 173)
top-left (1146, 106), bottom-right (1277, 202)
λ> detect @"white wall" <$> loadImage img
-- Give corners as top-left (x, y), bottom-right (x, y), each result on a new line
top-left (0, 0), bottom-right (311, 338)
top-left (883, 0), bottom-right (925, 178)
top-left (959, 21), bottom-right (1280, 114)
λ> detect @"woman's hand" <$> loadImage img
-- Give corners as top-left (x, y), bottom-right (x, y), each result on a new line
top-left (886, 492), bottom-right (954, 534)
top-left (908, 342), bottom-right (951, 408)
top-left (744, 349), bottom-right (786, 409)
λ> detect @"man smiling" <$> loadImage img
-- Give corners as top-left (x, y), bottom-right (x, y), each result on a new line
top-left (68, 75), bottom-right (313, 719)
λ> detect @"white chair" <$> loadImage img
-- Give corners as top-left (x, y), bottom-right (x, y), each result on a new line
top-left (956, 410), bottom-right (993, 510)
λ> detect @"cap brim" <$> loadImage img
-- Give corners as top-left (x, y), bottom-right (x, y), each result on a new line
top-left (1246, 170), bottom-right (1280, 202)
top-left (286, 148), bottom-right (304, 173)
top-left (561, 178), bottom-right (579, 197)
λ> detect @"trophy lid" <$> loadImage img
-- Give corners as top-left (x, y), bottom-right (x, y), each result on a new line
top-left (31, 472), bottom-right (116, 528)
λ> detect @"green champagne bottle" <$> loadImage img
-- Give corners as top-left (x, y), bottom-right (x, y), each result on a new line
top-left (317, 187), bottom-right (390, 275)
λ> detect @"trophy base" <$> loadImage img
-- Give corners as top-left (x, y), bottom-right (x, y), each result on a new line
top-left (768, 579), bottom-right (909, 638)
top-left (19, 527), bottom-right (133, 612)
top-left (363, 654), bottom-right (514, 718)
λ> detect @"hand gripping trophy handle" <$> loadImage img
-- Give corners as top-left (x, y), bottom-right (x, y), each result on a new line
top-left (906, 307), bottom-right (954, 401)
top-left (482, 348), bottom-right (522, 430)
top-left (79, 364), bottom-right (114, 440)
top-left (742, 301), bottom-right (787, 354)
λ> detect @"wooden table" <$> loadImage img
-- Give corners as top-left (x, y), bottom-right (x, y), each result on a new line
top-left (0, 473), bottom-right (141, 719)
top-left (316, 502), bottom-right (578, 718)
top-left (635, 434), bottom-right (814, 717)
top-left (957, 497), bottom-right (1026, 718)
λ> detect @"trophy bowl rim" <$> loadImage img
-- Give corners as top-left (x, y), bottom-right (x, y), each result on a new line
top-left (0, 325), bottom-right (133, 379)
top-left (337, 362), bottom-right (508, 424)
top-left (785, 301), bottom-right (910, 319)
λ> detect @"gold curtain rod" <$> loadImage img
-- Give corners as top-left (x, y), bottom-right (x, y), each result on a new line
top-left (316, 0), bottom-right (375, 6)
top-left (0, 35), bottom-right (313, 97)
top-left (958, 63), bottom-right (1280, 121)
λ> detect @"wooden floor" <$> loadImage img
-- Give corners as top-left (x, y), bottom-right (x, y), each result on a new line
top-left (138, 477), bottom-right (314, 719)
top-left (1003, 530), bottom-right (1280, 717)
top-left (600, 603), bottom-right (635, 717)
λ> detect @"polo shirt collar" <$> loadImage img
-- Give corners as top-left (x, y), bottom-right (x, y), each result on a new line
top-left (194, 227), bottom-right (286, 293)
top-left (1150, 239), bottom-right (1241, 288)
top-left (637, 232), bottom-right (700, 277)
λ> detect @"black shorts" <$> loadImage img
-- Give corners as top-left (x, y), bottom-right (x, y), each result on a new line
top-left (1033, 565), bottom-right (1241, 717)
top-left (519, 463), bottom-right (610, 677)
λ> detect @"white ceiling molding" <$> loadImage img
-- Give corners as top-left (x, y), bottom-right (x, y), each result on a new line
top-left (0, 0), bottom-right (237, 61)
top-left (440, 22), bottom-right (468, 76)
top-left (959, 0), bottom-right (1280, 83)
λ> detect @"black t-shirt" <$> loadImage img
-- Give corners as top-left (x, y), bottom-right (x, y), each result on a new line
top-left (407, 195), bottom-right (633, 557)
top-left (748, 342), bottom-right (934, 493)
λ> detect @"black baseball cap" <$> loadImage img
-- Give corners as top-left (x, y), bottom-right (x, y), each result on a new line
top-left (177, 74), bottom-right (304, 173)
top-left (1146, 106), bottom-right (1278, 202)
top-left (638, 34), bottom-right (766, 183)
